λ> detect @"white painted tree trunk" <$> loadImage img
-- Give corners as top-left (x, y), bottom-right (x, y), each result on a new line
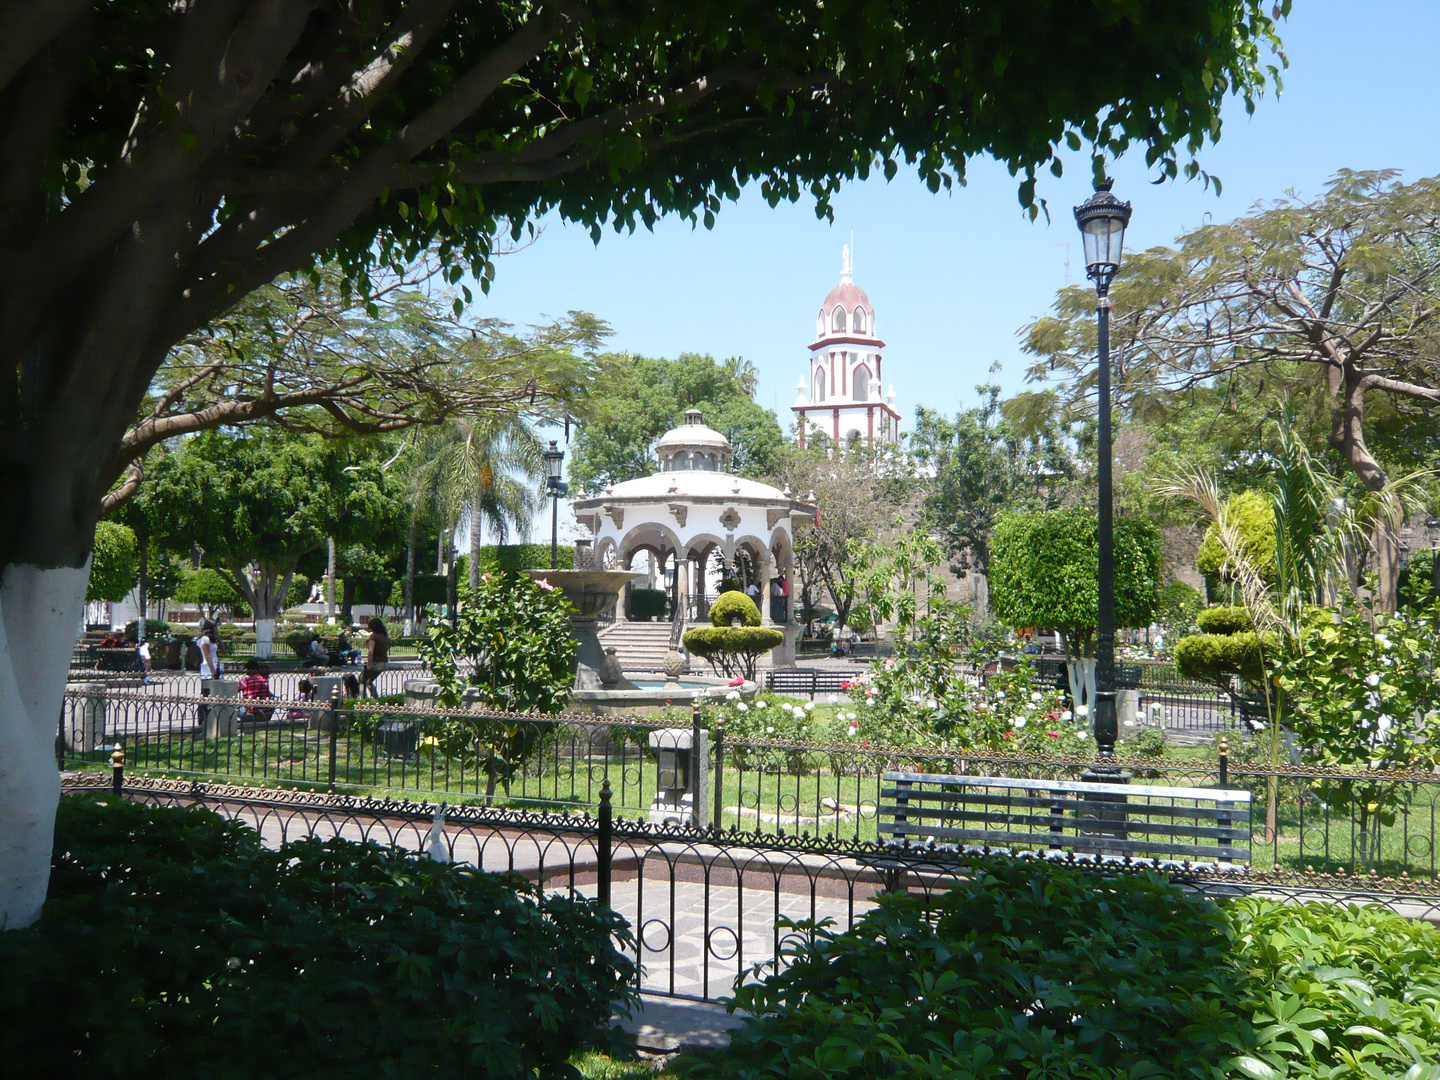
top-left (0, 561), bottom-right (89, 929)
top-left (1060, 635), bottom-right (1097, 717)
top-left (254, 617), bottom-right (275, 659)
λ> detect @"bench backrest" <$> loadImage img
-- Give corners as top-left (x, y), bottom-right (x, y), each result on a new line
top-left (879, 771), bottom-right (1251, 867)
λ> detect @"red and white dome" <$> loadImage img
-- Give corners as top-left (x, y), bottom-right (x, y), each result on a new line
top-left (814, 246), bottom-right (877, 339)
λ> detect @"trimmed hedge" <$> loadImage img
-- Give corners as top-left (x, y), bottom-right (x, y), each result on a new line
top-left (0, 795), bottom-right (637, 1079)
top-left (1173, 629), bottom-right (1271, 685)
top-left (1195, 604), bottom-right (1252, 635)
top-left (629, 587), bottom-right (668, 619)
top-left (683, 625), bottom-right (784, 680)
top-left (708, 590), bottom-right (760, 627)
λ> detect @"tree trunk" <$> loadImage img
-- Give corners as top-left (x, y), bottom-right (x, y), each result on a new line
top-left (1336, 373), bottom-right (1400, 611)
top-left (1059, 632), bottom-right (1096, 715)
top-left (325, 536), bottom-right (337, 623)
top-left (340, 577), bottom-right (355, 626)
top-left (0, 562), bottom-right (90, 928)
top-left (468, 495), bottom-right (482, 595)
top-left (137, 542), bottom-right (149, 627)
top-left (403, 510), bottom-right (417, 636)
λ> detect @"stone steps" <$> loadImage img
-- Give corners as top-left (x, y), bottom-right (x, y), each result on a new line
top-left (599, 621), bottom-right (675, 673)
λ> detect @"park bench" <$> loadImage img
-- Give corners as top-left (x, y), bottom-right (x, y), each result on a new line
top-left (765, 668), bottom-right (869, 699)
top-left (874, 770), bottom-right (1251, 886)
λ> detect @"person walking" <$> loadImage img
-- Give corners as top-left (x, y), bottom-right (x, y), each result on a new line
top-left (196, 620), bottom-right (221, 722)
top-left (360, 617), bottom-right (390, 699)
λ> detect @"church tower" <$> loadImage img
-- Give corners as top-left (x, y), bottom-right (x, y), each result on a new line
top-left (791, 245), bottom-right (900, 449)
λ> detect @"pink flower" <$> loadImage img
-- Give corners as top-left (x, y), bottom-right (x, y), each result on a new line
top-left (840, 680), bottom-right (851, 690)
top-left (728, 676), bottom-right (745, 686)
top-left (535, 578), bottom-right (554, 591)
top-left (1046, 731), bottom-right (1059, 738)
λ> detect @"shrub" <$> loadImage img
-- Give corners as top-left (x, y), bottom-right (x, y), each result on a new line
top-left (0, 795), bottom-right (637, 1080)
top-left (708, 590), bottom-right (760, 627)
top-left (1196, 604), bottom-right (1252, 635)
top-left (683, 625), bottom-right (783, 680)
top-left (283, 571), bottom-right (311, 606)
top-left (629, 587), bottom-right (668, 620)
top-left (1196, 490), bottom-right (1276, 580)
top-left (88, 521), bottom-right (138, 602)
top-left (676, 858), bottom-right (1248, 1080)
top-left (122, 617), bottom-right (173, 641)
top-left (1173, 630), bottom-right (1270, 685)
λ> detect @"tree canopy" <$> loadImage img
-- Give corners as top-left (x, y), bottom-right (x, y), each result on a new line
top-left (142, 431), bottom-right (401, 628)
top-left (911, 384), bottom-right (1076, 577)
top-left (1023, 170), bottom-right (1440, 606)
top-left (569, 352), bottom-right (784, 488)
top-left (0, 0), bottom-right (1287, 575)
top-left (86, 522), bottom-right (137, 604)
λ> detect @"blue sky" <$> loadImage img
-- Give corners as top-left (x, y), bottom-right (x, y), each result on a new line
top-left (495, 1), bottom-right (1440, 542)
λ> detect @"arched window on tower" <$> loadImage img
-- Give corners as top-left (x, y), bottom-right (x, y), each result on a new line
top-left (816, 309), bottom-right (825, 337)
top-left (832, 307), bottom-right (846, 332)
top-left (814, 371), bottom-right (826, 403)
top-left (853, 365), bottom-right (870, 402)
top-left (853, 307), bottom-right (866, 333)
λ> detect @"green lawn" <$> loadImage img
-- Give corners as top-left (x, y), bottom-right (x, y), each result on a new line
top-left (74, 720), bottom-right (1440, 878)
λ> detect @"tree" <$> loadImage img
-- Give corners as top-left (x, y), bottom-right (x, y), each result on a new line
top-left (418, 573), bottom-right (575, 801)
top-left (1024, 171), bottom-right (1440, 610)
top-left (911, 384), bottom-right (1076, 577)
top-left (173, 567), bottom-right (246, 623)
top-left (0, 0), bottom-right (1286, 926)
top-left (433, 415), bottom-right (544, 595)
top-left (989, 509), bottom-right (1162, 709)
top-left (768, 441), bottom-right (914, 637)
top-left (106, 260), bottom-right (603, 510)
top-left (568, 353), bottom-right (784, 489)
top-left (86, 523), bottom-right (137, 604)
top-left (144, 432), bottom-right (399, 656)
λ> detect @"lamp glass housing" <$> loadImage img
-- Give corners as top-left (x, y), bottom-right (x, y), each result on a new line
top-left (544, 441), bottom-right (564, 483)
top-left (1073, 179), bottom-right (1133, 284)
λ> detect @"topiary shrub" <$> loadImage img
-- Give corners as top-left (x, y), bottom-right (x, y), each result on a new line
top-left (708, 591), bottom-right (760, 627)
top-left (675, 857), bottom-right (1249, 1080)
top-left (683, 625), bottom-right (783, 680)
top-left (628, 587), bottom-right (668, 620)
top-left (1196, 490), bottom-right (1276, 580)
top-left (1195, 604), bottom-right (1252, 635)
top-left (0, 795), bottom-right (637, 1080)
top-left (1173, 630), bottom-right (1271, 686)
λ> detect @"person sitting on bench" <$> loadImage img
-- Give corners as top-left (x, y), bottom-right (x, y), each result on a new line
top-left (238, 659), bottom-right (274, 721)
top-left (305, 633), bottom-right (330, 668)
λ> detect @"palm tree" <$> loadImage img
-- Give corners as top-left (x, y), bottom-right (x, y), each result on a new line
top-left (435, 415), bottom-right (545, 594)
top-left (724, 355), bottom-right (759, 397)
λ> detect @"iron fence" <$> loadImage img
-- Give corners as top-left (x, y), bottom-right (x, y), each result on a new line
top-left (62, 770), bottom-right (1440, 1004)
top-left (59, 687), bottom-right (1440, 881)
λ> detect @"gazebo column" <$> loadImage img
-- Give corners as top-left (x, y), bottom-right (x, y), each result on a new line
top-left (759, 557), bottom-right (775, 626)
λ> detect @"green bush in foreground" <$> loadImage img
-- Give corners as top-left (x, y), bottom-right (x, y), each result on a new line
top-left (678, 858), bottom-right (1440, 1080)
top-left (0, 795), bottom-right (637, 1080)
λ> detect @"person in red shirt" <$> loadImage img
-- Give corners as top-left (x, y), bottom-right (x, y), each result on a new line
top-left (238, 660), bottom-right (273, 721)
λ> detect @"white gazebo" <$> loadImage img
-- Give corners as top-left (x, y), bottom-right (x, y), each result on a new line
top-left (572, 410), bottom-right (814, 665)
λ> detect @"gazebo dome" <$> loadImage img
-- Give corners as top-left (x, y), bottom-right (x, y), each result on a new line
top-left (654, 408), bottom-right (733, 472)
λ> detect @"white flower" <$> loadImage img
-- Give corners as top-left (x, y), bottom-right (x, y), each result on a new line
top-left (804, 702), bottom-right (815, 711)
top-left (1014, 717), bottom-right (1027, 729)
top-left (1075, 705), bottom-right (1090, 719)
top-left (781, 702), bottom-right (794, 713)
top-left (757, 700), bottom-right (768, 709)
top-left (1377, 634), bottom-right (1392, 651)
top-left (995, 691), bottom-right (1006, 700)
top-left (1366, 672), bottom-right (1381, 688)
top-left (726, 690), bottom-right (740, 702)
top-left (1030, 692), bottom-right (1043, 703)
top-left (736, 702), bottom-right (749, 713)
top-left (846, 726), bottom-right (857, 738)
top-left (765, 725), bottom-right (774, 734)
top-left (1078, 730), bottom-right (1089, 739)
top-left (925, 698), bottom-right (937, 709)
top-left (1061, 710), bottom-right (1072, 722)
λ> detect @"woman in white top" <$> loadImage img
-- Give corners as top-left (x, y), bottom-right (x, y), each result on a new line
top-left (197, 620), bottom-right (220, 680)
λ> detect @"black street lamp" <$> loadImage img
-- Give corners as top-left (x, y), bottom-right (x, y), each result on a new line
top-left (1074, 178), bottom-right (1132, 761)
top-left (544, 441), bottom-right (567, 570)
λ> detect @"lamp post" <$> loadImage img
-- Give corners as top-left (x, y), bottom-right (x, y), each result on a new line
top-left (544, 441), bottom-right (567, 570)
top-left (1074, 178), bottom-right (1132, 762)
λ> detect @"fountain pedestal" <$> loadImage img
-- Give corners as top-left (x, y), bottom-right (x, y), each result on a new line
top-left (525, 569), bottom-right (646, 690)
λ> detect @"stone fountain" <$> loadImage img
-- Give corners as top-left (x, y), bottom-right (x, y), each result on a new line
top-left (524, 568), bottom-right (646, 690)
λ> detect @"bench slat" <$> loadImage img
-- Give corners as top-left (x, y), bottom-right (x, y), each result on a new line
top-left (877, 822), bottom-right (1249, 861)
